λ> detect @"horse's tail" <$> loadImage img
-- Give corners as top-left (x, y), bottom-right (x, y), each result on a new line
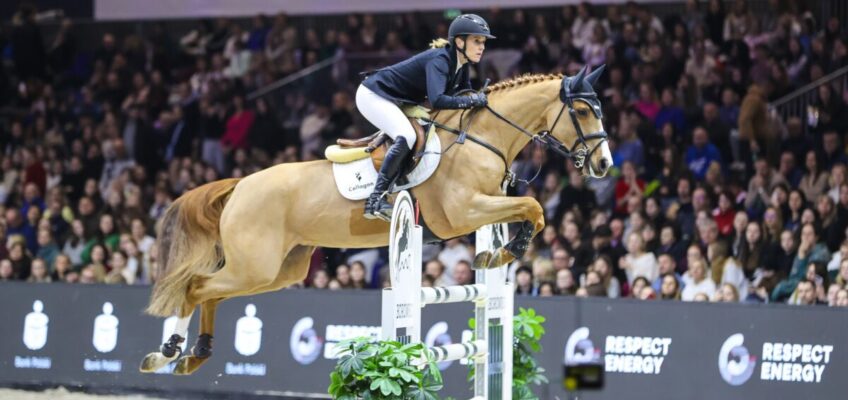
top-left (145, 178), bottom-right (241, 317)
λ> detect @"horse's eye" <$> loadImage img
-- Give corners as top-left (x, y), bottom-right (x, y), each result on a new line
top-left (577, 109), bottom-right (589, 117)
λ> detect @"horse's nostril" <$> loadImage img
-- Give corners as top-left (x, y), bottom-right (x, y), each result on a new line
top-left (599, 158), bottom-right (609, 171)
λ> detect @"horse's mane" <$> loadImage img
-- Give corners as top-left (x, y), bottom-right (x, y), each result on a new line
top-left (484, 73), bottom-right (563, 95)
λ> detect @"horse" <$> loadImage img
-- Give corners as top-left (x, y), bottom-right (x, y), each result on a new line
top-left (139, 65), bottom-right (612, 375)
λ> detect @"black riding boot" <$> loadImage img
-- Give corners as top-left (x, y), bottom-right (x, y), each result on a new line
top-left (364, 136), bottom-right (411, 220)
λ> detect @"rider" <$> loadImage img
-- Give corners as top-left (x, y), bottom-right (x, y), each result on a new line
top-left (357, 14), bottom-right (495, 220)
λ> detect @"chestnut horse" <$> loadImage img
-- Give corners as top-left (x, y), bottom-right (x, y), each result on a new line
top-left (139, 66), bottom-right (612, 374)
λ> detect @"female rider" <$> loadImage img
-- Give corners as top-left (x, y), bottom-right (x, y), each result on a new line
top-left (357, 14), bottom-right (495, 220)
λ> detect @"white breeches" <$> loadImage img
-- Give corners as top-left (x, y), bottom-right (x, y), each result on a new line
top-left (355, 84), bottom-right (416, 149)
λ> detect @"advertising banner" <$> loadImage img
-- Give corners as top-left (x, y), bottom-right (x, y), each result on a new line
top-left (0, 282), bottom-right (845, 399)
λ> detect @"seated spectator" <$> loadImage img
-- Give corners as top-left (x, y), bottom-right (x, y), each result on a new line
top-left (658, 273), bottom-right (681, 300)
top-left (681, 258), bottom-right (716, 301)
top-left (708, 241), bottom-right (748, 299)
top-left (8, 241), bottom-right (32, 280)
top-left (346, 261), bottom-right (366, 289)
top-left (452, 260), bottom-right (474, 286)
top-left (834, 288), bottom-right (848, 307)
top-left (799, 150), bottom-right (829, 204)
top-left (555, 268), bottom-right (577, 296)
top-left (652, 253), bottom-right (682, 292)
top-left (538, 281), bottom-right (556, 297)
top-left (713, 283), bottom-right (740, 303)
top-left (0, 259), bottom-right (14, 281)
top-left (628, 276), bottom-right (650, 299)
top-left (619, 232), bottom-right (659, 285)
top-left (772, 223), bottom-right (830, 301)
top-left (35, 229), bottom-right (60, 271)
top-left (614, 161), bottom-right (644, 216)
top-left (515, 266), bottom-right (535, 296)
top-left (790, 279), bottom-right (824, 306)
top-left (334, 264), bottom-right (351, 289)
top-left (685, 127), bottom-right (722, 181)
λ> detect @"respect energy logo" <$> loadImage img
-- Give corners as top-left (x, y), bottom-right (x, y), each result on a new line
top-left (718, 333), bottom-right (757, 386)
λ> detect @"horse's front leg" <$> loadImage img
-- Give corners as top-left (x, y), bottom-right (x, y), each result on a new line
top-left (466, 194), bottom-right (545, 269)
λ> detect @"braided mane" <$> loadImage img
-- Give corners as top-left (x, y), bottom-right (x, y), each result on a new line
top-left (484, 73), bottom-right (563, 95)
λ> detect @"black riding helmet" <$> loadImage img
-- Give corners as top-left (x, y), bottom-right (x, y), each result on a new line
top-left (448, 14), bottom-right (495, 63)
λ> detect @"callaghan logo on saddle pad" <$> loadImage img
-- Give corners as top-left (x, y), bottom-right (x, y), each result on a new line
top-left (348, 182), bottom-right (374, 192)
top-left (355, 172), bottom-right (362, 181)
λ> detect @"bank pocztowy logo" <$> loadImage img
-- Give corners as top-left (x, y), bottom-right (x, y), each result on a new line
top-left (718, 333), bottom-right (757, 386)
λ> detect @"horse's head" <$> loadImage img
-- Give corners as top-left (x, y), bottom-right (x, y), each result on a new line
top-left (543, 65), bottom-right (613, 178)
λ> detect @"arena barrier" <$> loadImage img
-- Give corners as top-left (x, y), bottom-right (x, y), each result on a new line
top-left (381, 191), bottom-right (513, 400)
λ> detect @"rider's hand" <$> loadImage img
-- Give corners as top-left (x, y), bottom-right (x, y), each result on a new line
top-left (467, 92), bottom-right (488, 108)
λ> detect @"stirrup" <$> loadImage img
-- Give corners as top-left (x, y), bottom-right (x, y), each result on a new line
top-left (374, 205), bottom-right (393, 222)
top-left (364, 191), bottom-right (389, 220)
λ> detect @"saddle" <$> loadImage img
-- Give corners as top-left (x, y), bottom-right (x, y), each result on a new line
top-left (325, 105), bottom-right (431, 172)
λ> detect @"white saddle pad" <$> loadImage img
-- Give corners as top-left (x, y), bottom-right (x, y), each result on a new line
top-left (330, 129), bottom-right (442, 200)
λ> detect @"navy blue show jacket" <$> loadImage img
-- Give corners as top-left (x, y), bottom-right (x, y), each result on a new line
top-left (361, 45), bottom-right (474, 109)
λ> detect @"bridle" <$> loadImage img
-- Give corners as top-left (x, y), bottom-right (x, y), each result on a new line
top-left (427, 75), bottom-right (609, 186)
top-left (485, 86), bottom-right (608, 171)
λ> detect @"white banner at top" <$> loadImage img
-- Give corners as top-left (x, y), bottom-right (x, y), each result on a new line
top-left (94, 0), bottom-right (679, 21)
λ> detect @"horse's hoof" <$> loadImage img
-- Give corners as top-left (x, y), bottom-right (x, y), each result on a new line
top-left (173, 355), bottom-right (207, 375)
top-left (472, 251), bottom-right (493, 270)
top-left (139, 351), bottom-right (178, 373)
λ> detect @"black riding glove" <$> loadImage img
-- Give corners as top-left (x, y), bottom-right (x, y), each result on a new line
top-left (466, 92), bottom-right (488, 108)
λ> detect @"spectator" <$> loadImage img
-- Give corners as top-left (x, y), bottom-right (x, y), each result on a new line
top-left (792, 279), bottom-right (822, 306)
top-left (349, 261), bottom-right (368, 289)
top-left (35, 229), bottom-right (60, 271)
top-left (652, 253), bottom-right (682, 292)
top-left (555, 268), bottom-right (577, 296)
top-left (424, 259), bottom-right (448, 287)
top-left (515, 265), bottom-right (535, 296)
top-left (452, 260), bottom-right (474, 286)
top-left (614, 161), bottom-right (644, 215)
top-left (538, 281), bottom-right (556, 297)
top-left (713, 283), bottom-right (740, 303)
top-left (685, 126), bottom-right (722, 181)
top-left (799, 150), bottom-right (829, 204)
top-left (707, 241), bottom-right (748, 299)
top-left (51, 254), bottom-right (73, 283)
top-left (659, 273), bottom-right (681, 300)
top-left (772, 223), bottom-right (830, 302)
top-left (63, 219), bottom-right (88, 268)
top-left (590, 255), bottom-right (620, 298)
top-left (619, 232), bottom-right (659, 285)
top-left (681, 258), bottom-right (716, 301)
top-left (26, 258), bottom-right (51, 283)
top-left (311, 269), bottom-right (330, 289)
top-left (834, 288), bottom-right (848, 307)
top-left (0, 259), bottom-right (15, 281)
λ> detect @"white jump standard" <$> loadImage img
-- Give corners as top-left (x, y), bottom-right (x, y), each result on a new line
top-left (381, 191), bottom-right (514, 400)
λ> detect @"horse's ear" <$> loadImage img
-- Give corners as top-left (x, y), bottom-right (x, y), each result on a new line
top-left (570, 65), bottom-right (589, 90)
top-left (585, 64), bottom-right (605, 86)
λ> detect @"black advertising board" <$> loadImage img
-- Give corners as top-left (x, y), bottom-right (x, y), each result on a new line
top-left (1, 282), bottom-right (845, 399)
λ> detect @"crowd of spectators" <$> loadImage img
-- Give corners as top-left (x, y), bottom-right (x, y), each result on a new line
top-left (1, 1), bottom-right (848, 308)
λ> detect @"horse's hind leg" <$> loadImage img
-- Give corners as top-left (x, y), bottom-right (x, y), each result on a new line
top-left (173, 298), bottom-right (221, 375)
top-left (139, 308), bottom-right (195, 373)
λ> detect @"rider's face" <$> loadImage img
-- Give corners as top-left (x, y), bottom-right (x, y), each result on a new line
top-left (457, 35), bottom-right (486, 63)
